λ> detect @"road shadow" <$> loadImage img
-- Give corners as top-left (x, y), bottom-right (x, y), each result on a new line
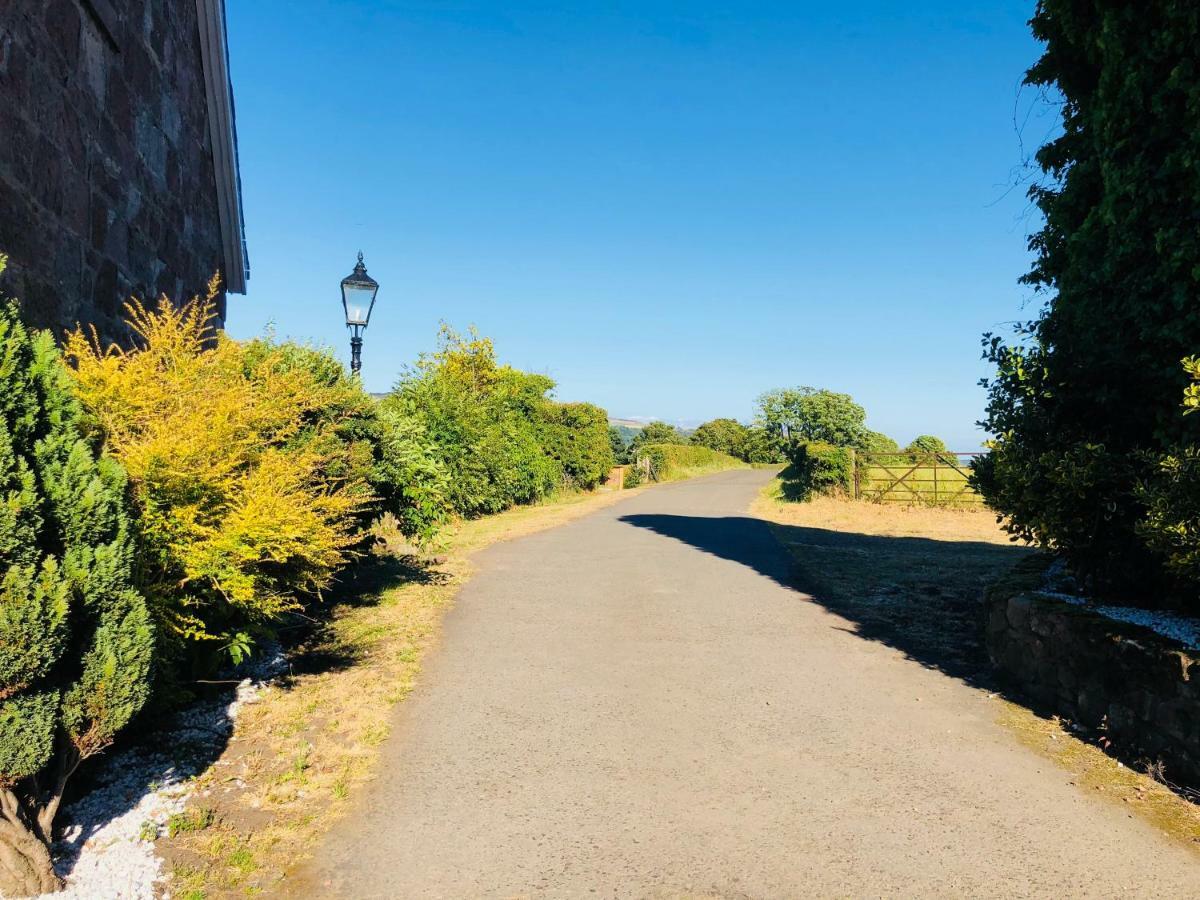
top-left (618, 513), bottom-right (1030, 685)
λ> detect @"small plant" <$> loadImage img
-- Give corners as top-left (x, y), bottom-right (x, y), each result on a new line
top-left (166, 807), bottom-right (216, 838)
top-left (139, 820), bottom-right (160, 843)
top-left (226, 846), bottom-right (256, 875)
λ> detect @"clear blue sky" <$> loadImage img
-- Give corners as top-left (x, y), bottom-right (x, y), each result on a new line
top-left (224, 1), bottom-right (1051, 449)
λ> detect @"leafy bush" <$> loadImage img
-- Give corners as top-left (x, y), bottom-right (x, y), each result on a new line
top-left (538, 402), bottom-right (614, 489)
top-left (690, 418), bottom-right (748, 458)
top-left (0, 293), bottom-right (153, 896)
top-left (622, 464), bottom-right (644, 488)
top-left (387, 326), bottom-right (610, 517)
top-left (1137, 360), bottom-right (1200, 594)
top-left (628, 421), bottom-right (685, 456)
top-left (635, 443), bottom-right (747, 482)
top-left (237, 339), bottom-right (449, 546)
top-left (64, 286), bottom-right (369, 669)
top-left (741, 427), bottom-right (785, 463)
top-left (782, 441), bottom-right (855, 501)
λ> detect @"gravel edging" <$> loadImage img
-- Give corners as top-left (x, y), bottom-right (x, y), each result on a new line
top-left (19, 651), bottom-right (287, 900)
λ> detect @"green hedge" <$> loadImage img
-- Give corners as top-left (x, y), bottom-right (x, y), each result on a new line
top-left (782, 441), bottom-right (854, 500)
top-left (636, 443), bottom-right (748, 482)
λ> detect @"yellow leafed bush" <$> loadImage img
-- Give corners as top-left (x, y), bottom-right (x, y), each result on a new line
top-left (63, 279), bottom-right (365, 663)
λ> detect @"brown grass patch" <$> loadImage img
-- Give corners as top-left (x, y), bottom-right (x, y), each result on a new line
top-left (156, 485), bottom-right (639, 898)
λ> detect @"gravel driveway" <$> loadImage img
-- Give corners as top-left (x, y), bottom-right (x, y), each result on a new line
top-left (292, 469), bottom-right (1198, 898)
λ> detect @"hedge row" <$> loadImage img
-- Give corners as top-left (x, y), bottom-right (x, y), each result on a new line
top-left (631, 443), bottom-right (748, 485)
top-left (0, 271), bottom-right (614, 893)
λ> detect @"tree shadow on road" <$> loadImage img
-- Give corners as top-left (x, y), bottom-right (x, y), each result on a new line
top-left (618, 513), bottom-right (1031, 685)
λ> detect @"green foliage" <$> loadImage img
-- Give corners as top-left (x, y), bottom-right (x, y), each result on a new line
top-left (906, 435), bottom-right (947, 455)
top-left (690, 418), bottom-right (748, 459)
top-left (388, 326), bottom-right (612, 517)
top-left (608, 426), bottom-right (630, 465)
top-left (976, 1), bottom-right (1200, 597)
top-left (538, 402), bottom-right (614, 490)
top-left (756, 387), bottom-right (868, 449)
top-left (609, 422), bottom-right (641, 448)
top-left (1137, 360), bottom-right (1200, 591)
top-left (782, 441), bottom-right (855, 501)
top-left (0, 288), bottom-right (152, 886)
top-left (861, 430), bottom-right (900, 454)
top-left (742, 427), bottom-right (785, 464)
top-left (373, 404), bottom-right (452, 545)
top-left (635, 444), bottom-right (747, 482)
top-left (628, 421), bottom-right (685, 456)
top-left (65, 292), bottom-right (375, 669)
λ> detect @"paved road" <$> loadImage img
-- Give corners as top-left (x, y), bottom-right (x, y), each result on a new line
top-left (298, 469), bottom-right (1198, 898)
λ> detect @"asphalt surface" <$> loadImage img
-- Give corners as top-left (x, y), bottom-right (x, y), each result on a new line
top-left (297, 469), bottom-right (1199, 898)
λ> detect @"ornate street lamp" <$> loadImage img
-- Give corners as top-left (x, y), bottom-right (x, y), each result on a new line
top-left (340, 251), bottom-right (379, 375)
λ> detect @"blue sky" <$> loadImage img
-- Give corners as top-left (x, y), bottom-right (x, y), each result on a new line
top-left (224, 1), bottom-right (1053, 449)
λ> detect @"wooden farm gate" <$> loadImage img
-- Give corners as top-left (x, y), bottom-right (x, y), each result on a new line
top-left (854, 451), bottom-right (986, 507)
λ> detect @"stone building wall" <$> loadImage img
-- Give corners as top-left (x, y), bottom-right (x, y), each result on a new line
top-left (0, 0), bottom-right (233, 344)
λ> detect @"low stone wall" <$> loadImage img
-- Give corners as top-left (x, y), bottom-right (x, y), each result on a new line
top-left (986, 579), bottom-right (1200, 787)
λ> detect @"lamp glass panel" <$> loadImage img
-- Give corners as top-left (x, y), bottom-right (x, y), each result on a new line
top-left (343, 283), bottom-right (375, 326)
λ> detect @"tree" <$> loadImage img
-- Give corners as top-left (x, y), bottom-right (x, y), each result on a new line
top-left (0, 291), bottom-right (153, 896)
top-left (608, 426), bottom-right (630, 464)
top-left (628, 421), bottom-right (684, 455)
top-left (906, 435), bottom-right (946, 454)
top-left (690, 418), bottom-right (749, 459)
top-left (975, 0), bottom-right (1200, 594)
top-left (741, 426), bottom-right (786, 464)
top-left (861, 430), bottom-right (900, 454)
top-left (755, 387), bottom-right (867, 448)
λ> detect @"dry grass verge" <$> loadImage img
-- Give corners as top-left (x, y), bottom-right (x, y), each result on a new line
top-left (157, 486), bottom-right (639, 899)
top-left (753, 484), bottom-right (1200, 853)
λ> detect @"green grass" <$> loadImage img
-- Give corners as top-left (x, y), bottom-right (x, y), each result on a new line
top-left (638, 444), bottom-right (749, 482)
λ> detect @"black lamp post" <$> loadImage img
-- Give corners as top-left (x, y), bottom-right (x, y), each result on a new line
top-left (340, 251), bottom-right (379, 375)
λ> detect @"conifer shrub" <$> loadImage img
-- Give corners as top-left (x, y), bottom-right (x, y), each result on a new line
top-left (63, 283), bottom-right (368, 670)
top-left (0, 275), bottom-right (152, 896)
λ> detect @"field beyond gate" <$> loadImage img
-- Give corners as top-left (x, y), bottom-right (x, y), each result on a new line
top-left (855, 451), bottom-right (984, 507)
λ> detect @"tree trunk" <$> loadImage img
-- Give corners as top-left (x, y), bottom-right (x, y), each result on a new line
top-left (0, 818), bottom-right (61, 896)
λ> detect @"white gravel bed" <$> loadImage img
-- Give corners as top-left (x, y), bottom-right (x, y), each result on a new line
top-left (10, 649), bottom-right (287, 900)
top-left (1037, 561), bottom-right (1200, 650)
